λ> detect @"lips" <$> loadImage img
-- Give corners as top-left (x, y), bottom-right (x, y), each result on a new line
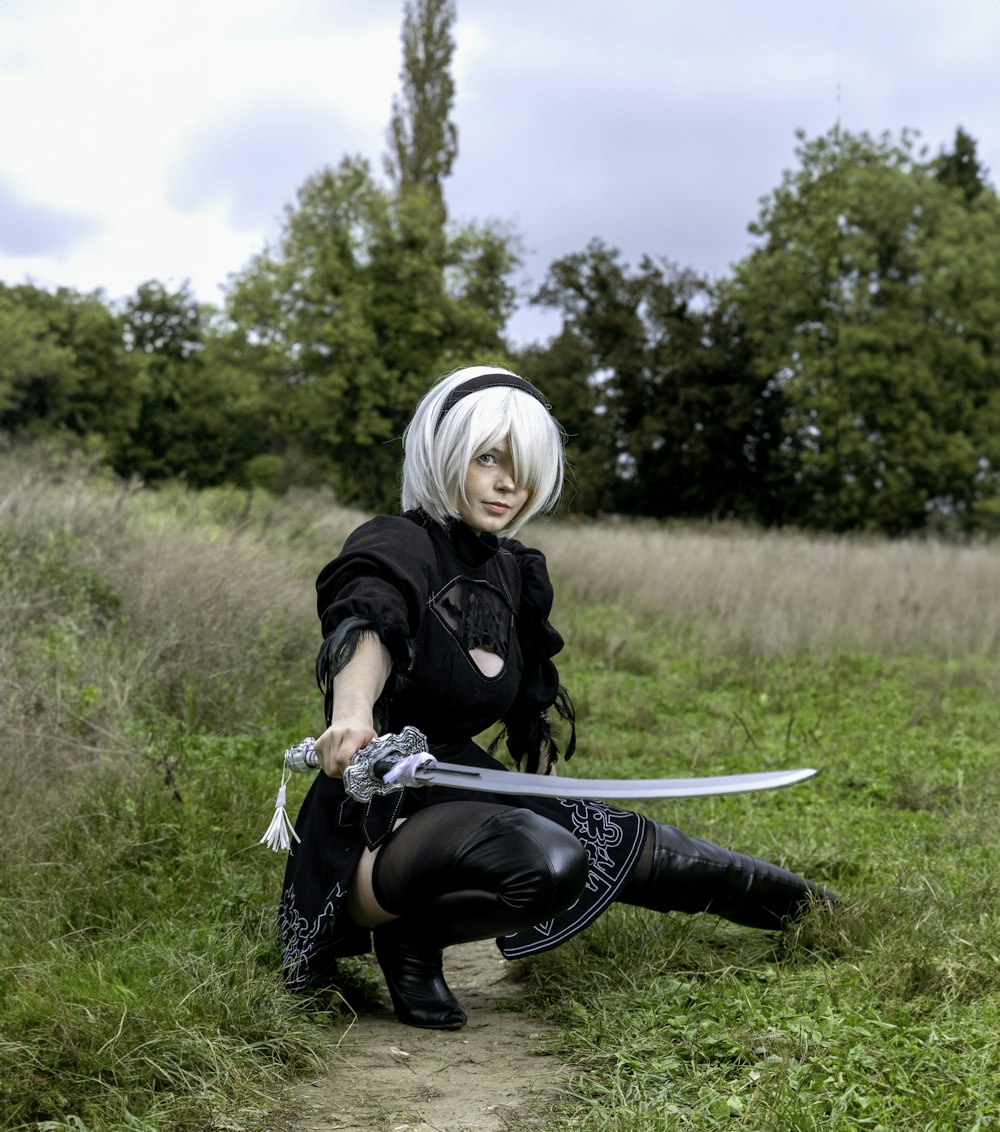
top-left (483, 502), bottom-right (510, 515)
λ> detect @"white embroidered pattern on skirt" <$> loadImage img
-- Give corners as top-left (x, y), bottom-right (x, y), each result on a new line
top-left (498, 800), bottom-right (644, 958)
top-left (278, 882), bottom-right (346, 990)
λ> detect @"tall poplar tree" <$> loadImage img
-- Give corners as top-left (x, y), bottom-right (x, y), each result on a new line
top-left (384, 0), bottom-right (458, 222)
top-left (221, 0), bottom-right (519, 509)
top-left (935, 126), bottom-right (990, 204)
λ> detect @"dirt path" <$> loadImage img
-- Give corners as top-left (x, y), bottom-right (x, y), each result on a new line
top-left (284, 940), bottom-right (571, 1132)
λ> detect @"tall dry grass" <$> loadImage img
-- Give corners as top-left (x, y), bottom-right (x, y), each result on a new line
top-left (0, 448), bottom-right (357, 830)
top-left (0, 450), bottom-right (349, 1128)
top-left (529, 519), bottom-right (1000, 660)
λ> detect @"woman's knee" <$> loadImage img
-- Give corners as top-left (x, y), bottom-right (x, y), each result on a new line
top-left (455, 808), bottom-right (589, 919)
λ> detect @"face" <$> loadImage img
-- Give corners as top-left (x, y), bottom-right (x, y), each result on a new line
top-left (458, 437), bottom-right (530, 534)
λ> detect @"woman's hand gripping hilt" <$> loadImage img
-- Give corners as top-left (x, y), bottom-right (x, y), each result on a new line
top-left (283, 725), bottom-right (432, 803)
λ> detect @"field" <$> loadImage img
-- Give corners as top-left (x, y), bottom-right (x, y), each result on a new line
top-left (1, 446), bottom-right (998, 1131)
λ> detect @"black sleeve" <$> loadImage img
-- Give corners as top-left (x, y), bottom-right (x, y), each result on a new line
top-left (314, 516), bottom-right (434, 725)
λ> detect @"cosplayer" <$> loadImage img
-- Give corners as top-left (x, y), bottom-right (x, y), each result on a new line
top-left (279, 365), bottom-right (837, 1030)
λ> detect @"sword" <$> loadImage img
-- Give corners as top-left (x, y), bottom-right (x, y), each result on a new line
top-left (282, 725), bottom-right (818, 804)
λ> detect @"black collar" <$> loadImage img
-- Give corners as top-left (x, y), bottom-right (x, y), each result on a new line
top-left (405, 509), bottom-right (499, 566)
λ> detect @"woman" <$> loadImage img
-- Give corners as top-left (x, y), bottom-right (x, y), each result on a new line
top-left (279, 365), bottom-right (836, 1030)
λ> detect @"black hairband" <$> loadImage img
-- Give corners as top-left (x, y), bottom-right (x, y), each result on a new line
top-left (435, 372), bottom-right (551, 433)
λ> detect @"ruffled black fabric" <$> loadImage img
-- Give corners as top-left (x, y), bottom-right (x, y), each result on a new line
top-left (495, 541), bottom-right (573, 773)
top-left (491, 683), bottom-right (577, 774)
top-left (314, 514), bottom-right (437, 669)
top-left (312, 511), bottom-right (568, 755)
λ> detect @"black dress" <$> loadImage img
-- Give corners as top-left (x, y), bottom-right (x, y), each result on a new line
top-left (279, 510), bottom-right (645, 990)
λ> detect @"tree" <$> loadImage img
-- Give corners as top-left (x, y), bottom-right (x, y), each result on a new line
top-left (728, 127), bottom-right (1000, 533)
top-left (224, 158), bottom-right (519, 510)
top-left (117, 281), bottom-right (266, 487)
top-left (217, 0), bottom-right (521, 508)
top-left (0, 283), bottom-right (145, 460)
top-left (122, 279), bottom-right (205, 361)
top-left (526, 241), bottom-right (781, 520)
top-left (0, 289), bottom-right (78, 430)
top-left (384, 0), bottom-right (458, 221)
top-left (935, 126), bottom-right (991, 205)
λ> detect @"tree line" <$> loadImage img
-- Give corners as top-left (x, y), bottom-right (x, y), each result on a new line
top-left (2, 0), bottom-right (998, 534)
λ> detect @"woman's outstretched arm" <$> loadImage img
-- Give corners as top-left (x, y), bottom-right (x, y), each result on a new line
top-left (314, 632), bottom-right (392, 778)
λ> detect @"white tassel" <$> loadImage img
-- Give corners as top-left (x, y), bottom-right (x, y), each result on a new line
top-left (260, 769), bottom-right (300, 852)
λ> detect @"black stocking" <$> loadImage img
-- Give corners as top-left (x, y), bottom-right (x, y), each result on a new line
top-left (369, 802), bottom-right (588, 1029)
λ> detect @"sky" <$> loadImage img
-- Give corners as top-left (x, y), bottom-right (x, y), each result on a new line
top-left (1, 0), bottom-right (999, 345)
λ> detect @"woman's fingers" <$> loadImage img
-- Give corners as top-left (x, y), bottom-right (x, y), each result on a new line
top-left (315, 721), bottom-right (377, 778)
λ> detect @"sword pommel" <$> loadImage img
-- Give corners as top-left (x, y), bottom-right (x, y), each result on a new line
top-left (283, 737), bottom-right (320, 773)
top-left (283, 726), bottom-right (431, 794)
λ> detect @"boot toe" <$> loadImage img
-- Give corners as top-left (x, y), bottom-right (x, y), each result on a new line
top-left (395, 999), bottom-right (467, 1030)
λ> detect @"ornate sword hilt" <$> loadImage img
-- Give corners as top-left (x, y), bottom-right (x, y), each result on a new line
top-left (283, 725), bottom-right (431, 804)
top-left (343, 726), bottom-right (430, 802)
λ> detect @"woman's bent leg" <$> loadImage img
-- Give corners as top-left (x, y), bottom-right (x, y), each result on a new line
top-left (368, 802), bottom-right (589, 1029)
top-left (619, 820), bottom-right (837, 929)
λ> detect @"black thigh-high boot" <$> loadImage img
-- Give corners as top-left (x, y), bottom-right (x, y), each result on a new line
top-left (619, 820), bottom-right (837, 929)
top-left (371, 807), bottom-right (589, 1030)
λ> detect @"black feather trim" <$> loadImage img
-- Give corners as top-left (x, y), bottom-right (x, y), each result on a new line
top-left (489, 685), bottom-right (576, 775)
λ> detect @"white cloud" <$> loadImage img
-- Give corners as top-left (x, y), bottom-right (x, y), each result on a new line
top-left (0, 0), bottom-right (997, 340)
top-left (166, 98), bottom-right (356, 228)
top-left (0, 0), bottom-right (402, 299)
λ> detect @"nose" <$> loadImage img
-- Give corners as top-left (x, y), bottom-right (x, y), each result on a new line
top-left (494, 463), bottom-right (516, 493)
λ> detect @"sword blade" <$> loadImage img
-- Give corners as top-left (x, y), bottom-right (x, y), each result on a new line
top-left (415, 761), bottom-right (818, 799)
top-left (283, 730), bottom-right (818, 802)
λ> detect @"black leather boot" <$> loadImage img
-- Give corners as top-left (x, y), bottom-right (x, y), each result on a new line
top-left (622, 821), bottom-right (838, 929)
top-left (372, 922), bottom-right (467, 1030)
top-left (371, 809), bottom-right (589, 1029)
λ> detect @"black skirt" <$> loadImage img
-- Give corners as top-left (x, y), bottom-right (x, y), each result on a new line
top-left (278, 741), bottom-right (645, 990)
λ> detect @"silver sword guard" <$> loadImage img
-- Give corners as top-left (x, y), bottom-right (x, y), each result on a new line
top-left (343, 726), bottom-right (430, 802)
top-left (283, 725), bottom-right (431, 804)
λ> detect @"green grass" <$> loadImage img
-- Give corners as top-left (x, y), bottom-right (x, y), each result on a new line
top-left (517, 612), bottom-right (1000, 1131)
top-left (2, 448), bottom-right (998, 1130)
top-left (0, 450), bottom-right (346, 1130)
top-left (0, 730), bottom-right (345, 1130)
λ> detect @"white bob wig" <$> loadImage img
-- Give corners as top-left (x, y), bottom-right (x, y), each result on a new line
top-left (401, 366), bottom-right (565, 536)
